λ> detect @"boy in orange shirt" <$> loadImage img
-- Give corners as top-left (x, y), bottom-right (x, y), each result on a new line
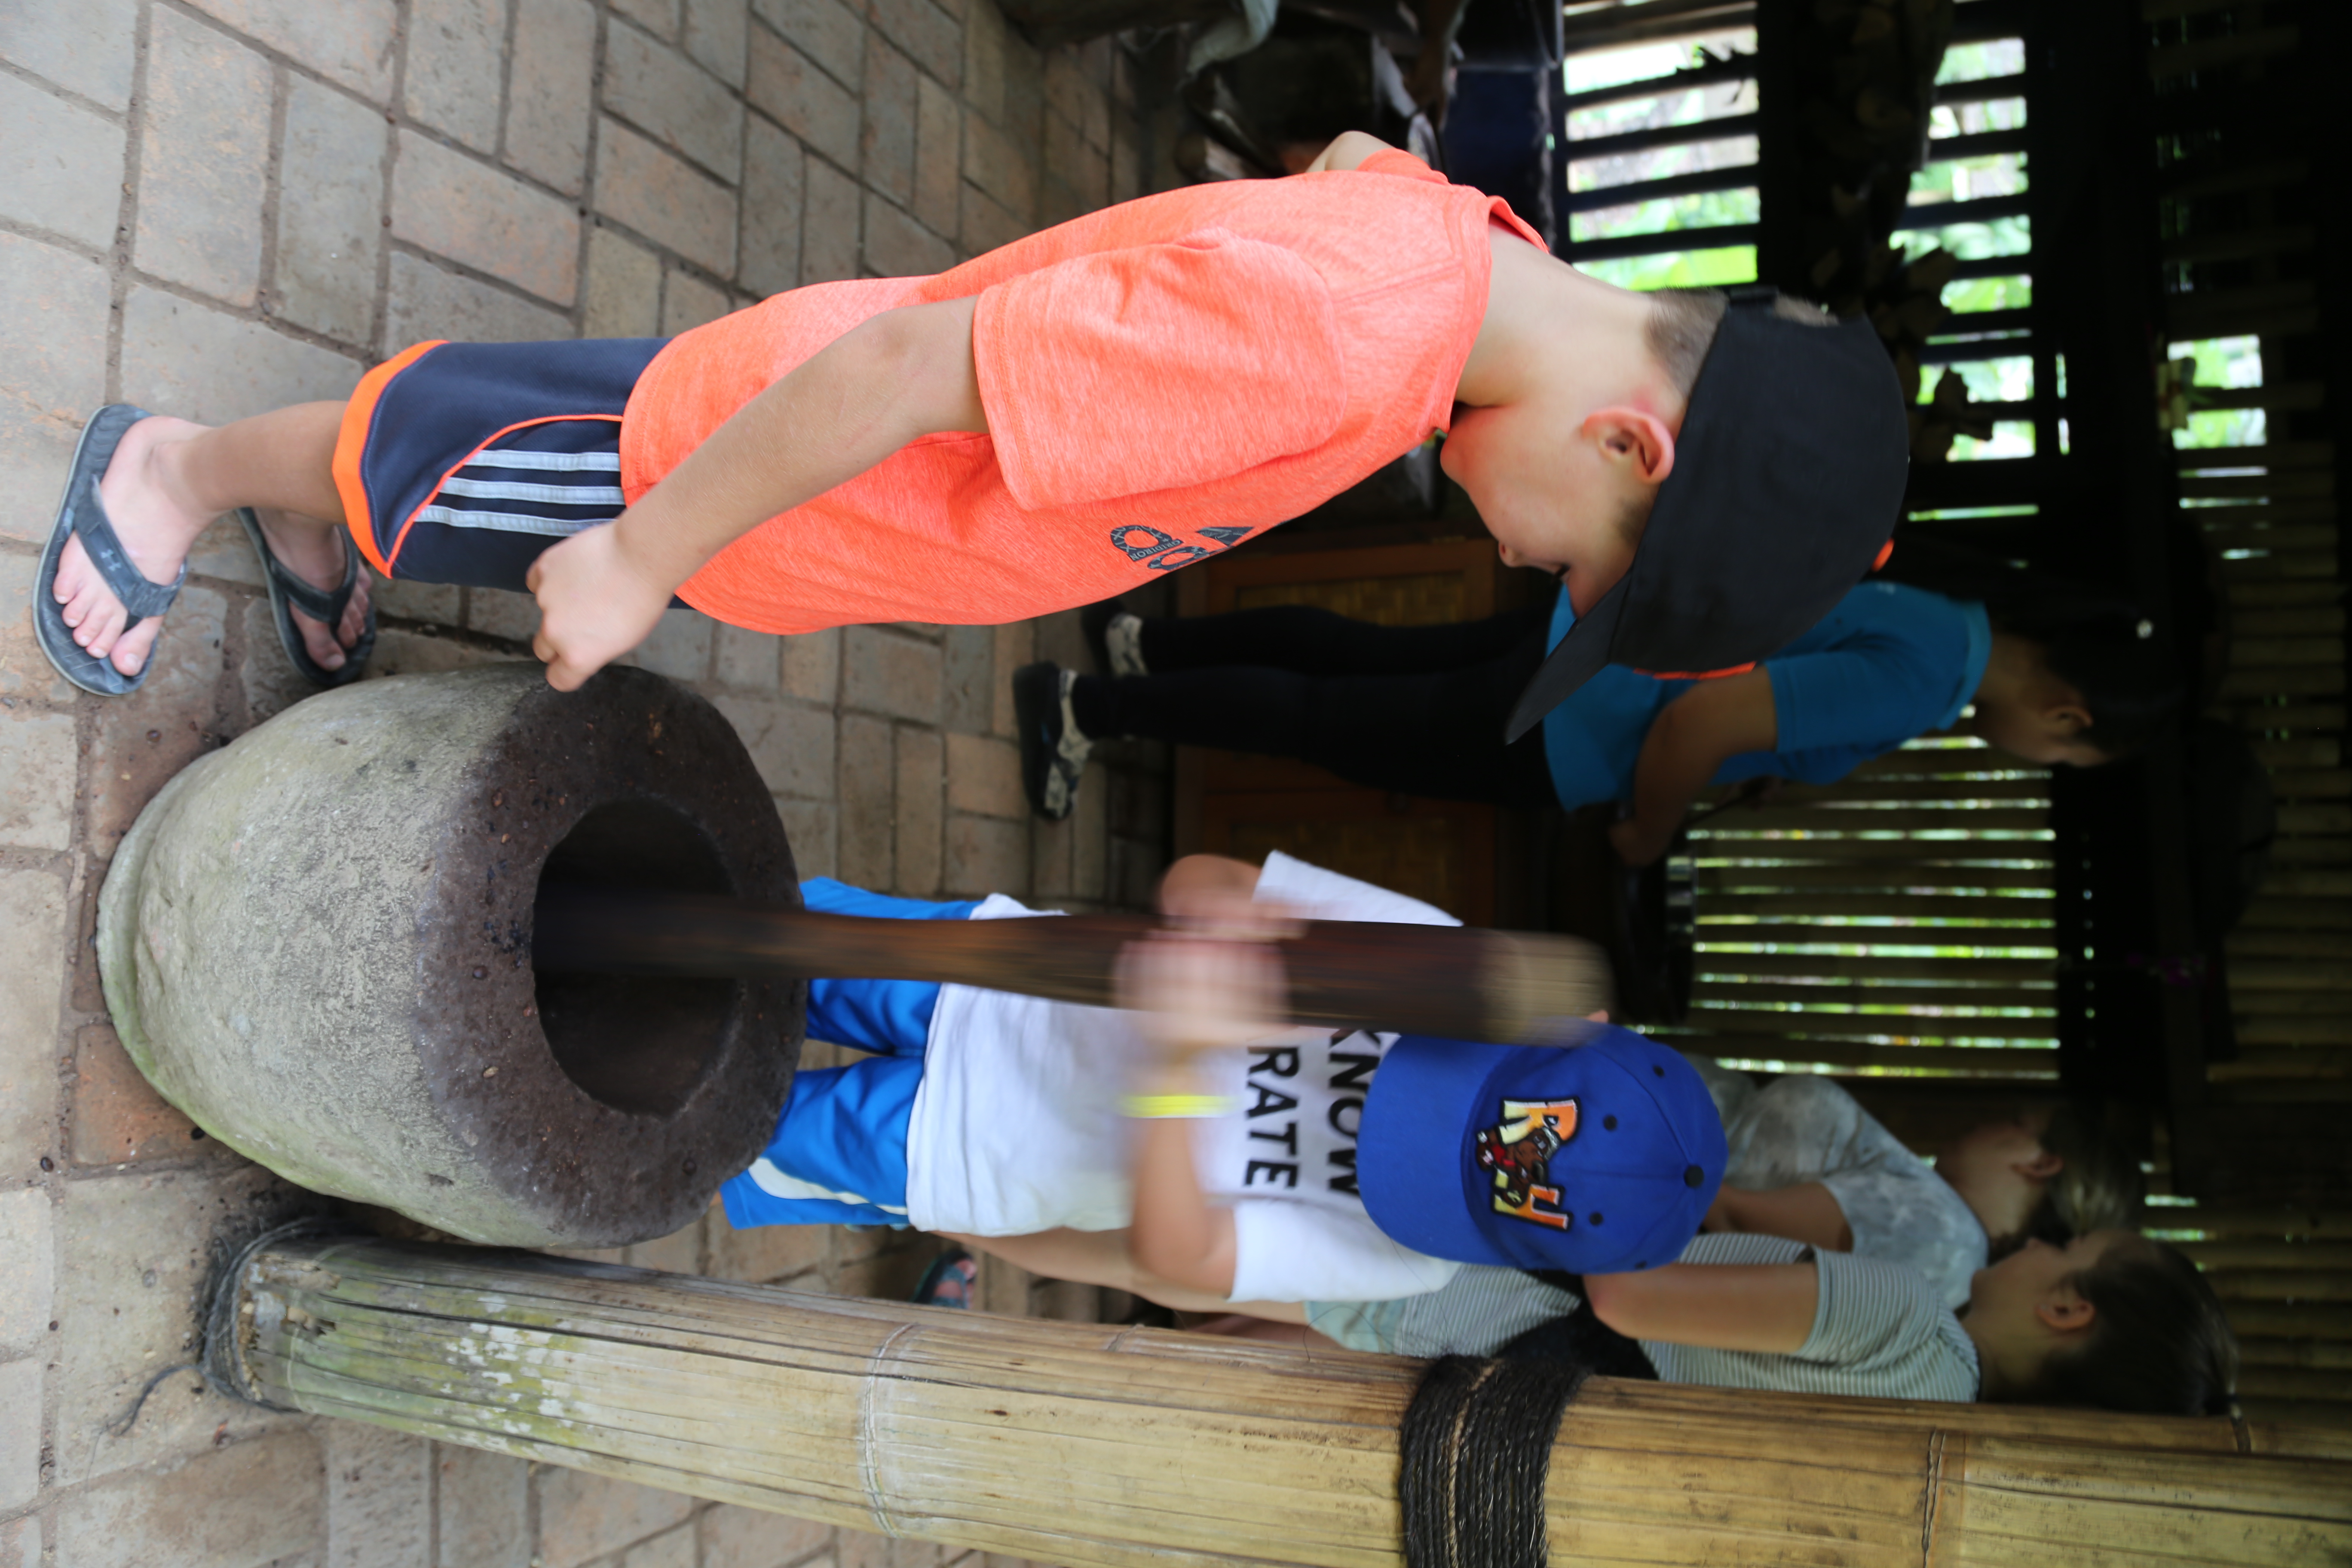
top-left (40, 134), bottom-right (1905, 738)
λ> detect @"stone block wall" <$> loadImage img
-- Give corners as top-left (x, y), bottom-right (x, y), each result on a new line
top-left (0, 1), bottom-right (1166, 1562)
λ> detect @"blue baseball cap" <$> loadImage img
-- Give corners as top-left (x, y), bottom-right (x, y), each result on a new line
top-left (1355, 1025), bottom-right (1727, 1274)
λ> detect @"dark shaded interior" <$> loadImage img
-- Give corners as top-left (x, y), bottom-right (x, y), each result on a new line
top-left (533, 799), bottom-right (738, 1117)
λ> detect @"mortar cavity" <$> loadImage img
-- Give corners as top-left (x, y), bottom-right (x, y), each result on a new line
top-left (534, 799), bottom-right (735, 1117)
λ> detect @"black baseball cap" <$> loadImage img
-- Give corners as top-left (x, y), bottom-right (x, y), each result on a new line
top-left (1503, 288), bottom-right (1908, 742)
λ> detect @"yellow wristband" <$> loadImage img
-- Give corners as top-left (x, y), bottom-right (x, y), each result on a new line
top-left (1118, 1092), bottom-right (1240, 1120)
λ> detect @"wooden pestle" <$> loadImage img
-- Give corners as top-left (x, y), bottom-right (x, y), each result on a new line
top-left (533, 888), bottom-right (1614, 1045)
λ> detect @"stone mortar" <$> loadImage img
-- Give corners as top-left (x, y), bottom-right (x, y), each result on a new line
top-left (98, 664), bottom-right (802, 1247)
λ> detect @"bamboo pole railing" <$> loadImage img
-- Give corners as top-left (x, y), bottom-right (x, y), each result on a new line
top-left (208, 1231), bottom-right (2352, 1568)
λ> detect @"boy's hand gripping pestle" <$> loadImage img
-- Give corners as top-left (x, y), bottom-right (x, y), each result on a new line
top-left (533, 889), bottom-right (1613, 1046)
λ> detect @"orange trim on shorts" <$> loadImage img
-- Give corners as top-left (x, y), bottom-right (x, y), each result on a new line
top-left (379, 414), bottom-right (625, 576)
top-left (333, 340), bottom-right (447, 578)
top-left (1634, 662), bottom-right (1758, 681)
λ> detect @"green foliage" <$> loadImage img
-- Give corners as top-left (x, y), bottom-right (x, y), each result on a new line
top-left (1944, 274), bottom-right (2033, 312)
top-left (1572, 185), bottom-right (1759, 244)
top-left (1933, 356), bottom-right (2034, 404)
top-left (1935, 39), bottom-right (2025, 85)
top-left (1910, 152), bottom-right (2027, 205)
top-left (1895, 214), bottom-right (2031, 262)
top-left (2169, 337), bottom-right (2265, 450)
top-left (1581, 245), bottom-right (1759, 291)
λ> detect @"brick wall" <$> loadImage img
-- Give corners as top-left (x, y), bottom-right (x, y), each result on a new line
top-left (0, 1), bottom-right (1166, 1563)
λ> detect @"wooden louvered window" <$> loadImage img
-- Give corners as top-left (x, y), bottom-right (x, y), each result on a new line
top-left (1556, 3), bottom-right (1763, 288)
top-left (1672, 736), bottom-right (2059, 1088)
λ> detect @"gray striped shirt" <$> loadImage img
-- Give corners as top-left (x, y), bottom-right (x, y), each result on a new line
top-left (1308, 1233), bottom-right (1981, 1403)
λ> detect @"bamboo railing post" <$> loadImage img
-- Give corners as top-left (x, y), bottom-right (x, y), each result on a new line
top-left (208, 1229), bottom-right (2352, 1568)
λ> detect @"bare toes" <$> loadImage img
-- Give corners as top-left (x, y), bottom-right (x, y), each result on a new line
top-left (340, 582), bottom-right (371, 649)
top-left (64, 573), bottom-right (113, 625)
top-left (295, 610), bottom-right (346, 671)
top-left (109, 619), bottom-right (160, 678)
top-left (54, 536), bottom-right (89, 603)
top-left (83, 603), bottom-right (127, 656)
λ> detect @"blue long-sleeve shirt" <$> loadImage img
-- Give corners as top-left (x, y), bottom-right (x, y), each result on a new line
top-left (1539, 580), bottom-right (1994, 809)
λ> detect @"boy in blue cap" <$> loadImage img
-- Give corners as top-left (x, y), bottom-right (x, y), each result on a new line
top-left (719, 851), bottom-right (1724, 1309)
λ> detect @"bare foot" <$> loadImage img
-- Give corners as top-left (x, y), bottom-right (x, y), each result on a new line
top-left (53, 416), bottom-right (370, 678)
top-left (251, 506), bottom-right (372, 673)
top-left (53, 416), bottom-right (215, 678)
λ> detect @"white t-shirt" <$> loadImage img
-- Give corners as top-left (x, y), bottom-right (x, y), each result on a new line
top-left (903, 851), bottom-right (1465, 1305)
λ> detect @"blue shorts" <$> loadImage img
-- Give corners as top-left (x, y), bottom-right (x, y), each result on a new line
top-left (335, 337), bottom-right (665, 591)
top-left (717, 879), bottom-right (983, 1231)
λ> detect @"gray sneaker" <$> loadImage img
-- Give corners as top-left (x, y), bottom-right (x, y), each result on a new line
top-left (1080, 597), bottom-right (1147, 677)
top-left (1013, 661), bottom-right (1092, 821)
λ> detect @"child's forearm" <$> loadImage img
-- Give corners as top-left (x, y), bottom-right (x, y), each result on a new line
top-left (1706, 1183), bottom-right (1854, 1253)
top-left (947, 1229), bottom-right (1302, 1320)
top-left (1613, 671), bottom-right (1778, 864)
top-left (1583, 1262), bottom-right (1818, 1353)
top-left (528, 296), bottom-right (989, 688)
top-left (613, 297), bottom-right (988, 597)
top-left (1129, 1113), bottom-right (1239, 1298)
top-left (1303, 132), bottom-right (1397, 174)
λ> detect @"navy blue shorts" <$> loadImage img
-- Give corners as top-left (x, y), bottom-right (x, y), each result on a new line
top-left (335, 337), bottom-right (667, 590)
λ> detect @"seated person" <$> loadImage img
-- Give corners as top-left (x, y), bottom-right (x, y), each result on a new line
top-left (1303, 1224), bottom-right (2238, 1419)
top-left (1014, 1057), bottom-right (2144, 1360)
top-left (1014, 541), bottom-right (2180, 855)
top-left (762, 858), bottom-right (2236, 1423)
top-left (718, 853), bottom-right (1726, 1312)
top-left (1689, 1061), bottom-right (2144, 1310)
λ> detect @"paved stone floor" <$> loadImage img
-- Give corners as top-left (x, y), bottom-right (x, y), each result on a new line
top-left (0, 2), bottom-right (1170, 1563)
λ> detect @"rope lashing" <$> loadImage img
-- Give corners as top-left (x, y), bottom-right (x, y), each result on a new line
top-left (1397, 1354), bottom-right (1586, 1568)
top-left (1397, 1298), bottom-right (1660, 1568)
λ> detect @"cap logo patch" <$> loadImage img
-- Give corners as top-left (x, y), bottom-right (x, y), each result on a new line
top-left (1473, 1097), bottom-right (1578, 1231)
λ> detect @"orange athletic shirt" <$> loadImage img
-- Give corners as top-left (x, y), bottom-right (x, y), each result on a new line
top-left (621, 150), bottom-right (1544, 634)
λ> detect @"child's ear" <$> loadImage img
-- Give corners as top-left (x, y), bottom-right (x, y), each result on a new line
top-left (2017, 1148), bottom-right (2064, 1182)
top-left (1580, 407), bottom-right (1677, 485)
top-left (2036, 1284), bottom-right (2096, 1336)
top-left (2046, 701), bottom-right (2092, 737)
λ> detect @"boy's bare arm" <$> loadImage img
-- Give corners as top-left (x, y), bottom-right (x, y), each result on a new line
top-left (1118, 933), bottom-right (1291, 1301)
top-left (1702, 1183), bottom-right (1855, 1253)
top-left (1610, 668), bottom-right (1777, 866)
top-left (1302, 132), bottom-right (1397, 174)
top-left (526, 297), bottom-right (988, 690)
top-left (1155, 854), bottom-right (1264, 917)
top-left (1130, 1115), bottom-right (1240, 1297)
top-left (943, 1229), bottom-right (1311, 1320)
top-left (1583, 1261), bottom-right (1818, 1354)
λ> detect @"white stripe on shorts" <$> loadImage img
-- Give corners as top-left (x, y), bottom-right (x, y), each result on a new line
top-left (411, 505), bottom-right (598, 536)
top-left (437, 475), bottom-right (628, 506)
top-left (746, 1158), bottom-right (909, 1216)
top-left (459, 447), bottom-right (622, 472)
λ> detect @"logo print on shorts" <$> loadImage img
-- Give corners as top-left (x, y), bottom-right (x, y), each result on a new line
top-left (1473, 1098), bottom-right (1578, 1230)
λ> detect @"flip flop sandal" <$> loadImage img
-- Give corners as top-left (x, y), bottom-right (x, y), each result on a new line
top-left (237, 505), bottom-right (376, 686)
top-left (35, 404), bottom-right (186, 698)
top-left (910, 1246), bottom-right (979, 1310)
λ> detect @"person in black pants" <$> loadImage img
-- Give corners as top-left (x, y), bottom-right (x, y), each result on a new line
top-left (1014, 599), bottom-right (1558, 821)
top-left (1012, 545), bottom-right (2182, 861)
